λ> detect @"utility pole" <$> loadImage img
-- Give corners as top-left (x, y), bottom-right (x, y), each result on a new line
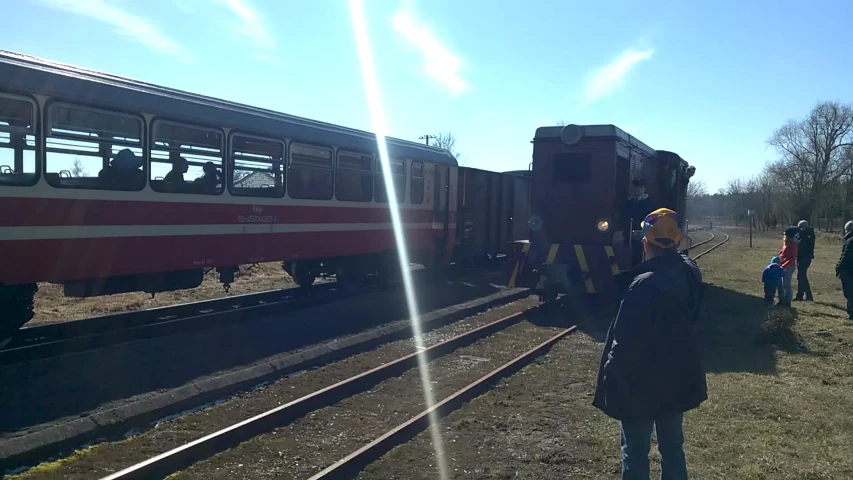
top-left (419, 134), bottom-right (436, 146)
top-left (748, 209), bottom-right (753, 248)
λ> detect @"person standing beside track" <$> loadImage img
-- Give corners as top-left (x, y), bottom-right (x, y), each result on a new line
top-left (778, 227), bottom-right (799, 308)
top-left (794, 220), bottom-right (815, 302)
top-left (835, 220), bottom-right (853, 320)
top-left (625, 178), bottom-right (652, 267)
top-left (593, 208), bottom-right (706, 480)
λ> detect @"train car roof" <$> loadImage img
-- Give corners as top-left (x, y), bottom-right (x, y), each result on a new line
top-left (0, 50), bottom-right (457, 167)
top-left (534, 124), bottom-right (657, 157)
top-left (502, 169), bottom-right (532, 178)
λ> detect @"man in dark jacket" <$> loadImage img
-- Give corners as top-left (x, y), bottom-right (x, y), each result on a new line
top-left (836, 221), bottom-right (853, 320)
top-left (594, 208), bottom-right (706, 480)
top-left (794, 220), bottom-right (815, 301)
top-left (624, 178), bottom-right (652, 267)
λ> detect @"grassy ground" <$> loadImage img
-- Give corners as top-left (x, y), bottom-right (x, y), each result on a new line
top-left (356, 227), bottom-right (853, 479)
top-left (30, 262), bottom-right (293, 325)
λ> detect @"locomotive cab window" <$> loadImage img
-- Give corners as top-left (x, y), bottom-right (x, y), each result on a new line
top-left (335, 151), bottom-right (373, 202)
top-left (229, 134), bottom-right (285, 198)
top-left (410, 161), bottom-right (424, 204)
top-left (374, 158), bottom-right (406, 203)
top-left (552, 152), bottom-right (592, 183)
top-left (288, 143), bottom-right (333, 200)
top-left (151, 120), bottom-right (223, 195)
top-left (45, 103), bottom-right (144, 191)
top-left (0, 93), bottom-right (37, 186)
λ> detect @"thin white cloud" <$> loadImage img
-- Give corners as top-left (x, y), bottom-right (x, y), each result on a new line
top-left (391, 6), bottom-right (469, 97)
top-left (212, 0), bottom-right (275, 52)
top-left (173, 0), bottom-right (201, 13)
top-left (582, 46), bottom-right (654, 106)
top-left (40, 0), bottom-right (193, 61)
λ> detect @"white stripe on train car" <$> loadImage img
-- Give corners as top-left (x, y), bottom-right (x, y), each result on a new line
top-left (0, 182), bottom-right (443, 210)
top-left (0, 222), bottom-right (440, 241)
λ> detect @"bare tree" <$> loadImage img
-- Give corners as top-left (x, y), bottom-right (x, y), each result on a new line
top-left (687, 179), bottom-right (708, 198)
top-left (768, 100), bottom-right (853, 220)
top-left (556, 120), bottom-right (566, 126)
top-left (71, 157), bottom-right (86, 177)
top-left (432, 131), bottom-right (462, 162)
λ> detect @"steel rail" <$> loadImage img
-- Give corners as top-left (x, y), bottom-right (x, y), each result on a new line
top-left (309, 326), bottom-right (577, 479)
top-left (0, 282), bottom-right (341, 365)
top-left (692, 233), bottom-right (730, 260)
top-left (99, 307), bottom-right (537, 480)
top-left (1, 262), bottom-right (501, 365)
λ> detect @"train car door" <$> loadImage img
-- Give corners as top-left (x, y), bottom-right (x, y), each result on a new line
top-left (433, 164), bottom-right (451, 264)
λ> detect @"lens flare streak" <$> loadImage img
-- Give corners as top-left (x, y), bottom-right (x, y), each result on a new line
top-left (347, 1), bottom-right (448, 478)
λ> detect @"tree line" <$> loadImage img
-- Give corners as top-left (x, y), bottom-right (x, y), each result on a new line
top-left (688, 101), bottom-right (853, 231)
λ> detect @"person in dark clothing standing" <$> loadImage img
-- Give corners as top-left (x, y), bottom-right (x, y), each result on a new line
top-left (794, 220), bottom-right (815, 301)
top-left (594, 208), bottom-right (706, 480)
top-left (624, 178), bottom-right (652, 267)
top-left (836, 221), bottom-right (853, 320)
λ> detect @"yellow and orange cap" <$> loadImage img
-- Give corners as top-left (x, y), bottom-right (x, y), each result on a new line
top-left (641, 208), bottom-right (683, 249)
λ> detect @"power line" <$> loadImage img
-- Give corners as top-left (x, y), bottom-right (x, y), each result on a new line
top-left (419, 134), bottom-right (436, 146)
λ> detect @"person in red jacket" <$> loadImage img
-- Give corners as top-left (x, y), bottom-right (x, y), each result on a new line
top-left (778, 227), bottom-right (799, 307)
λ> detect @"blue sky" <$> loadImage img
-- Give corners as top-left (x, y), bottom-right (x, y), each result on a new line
top-left (4, 0), bottom-right (853, 192)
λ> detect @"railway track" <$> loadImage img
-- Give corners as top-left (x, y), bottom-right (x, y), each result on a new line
top-left (691, 231), bottom-right (730, 260)
top-left (0, 282), bottom-right (352, 366)
top-left (98, 305), bottom-right (571, 480)
top-left (0, 262), bottom-right (495, 366)
top-left (105, 232), bottom-right (726, 479)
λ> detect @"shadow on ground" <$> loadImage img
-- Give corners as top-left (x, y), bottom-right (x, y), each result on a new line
top-left (524, 293), bottom-right (616, 342)
top-left (813, 300), bottom-right (850, 316)
top-left (552, 282), bottom-right (820, 376)
top-left (0, 268), bottom-right (513, 434)
top-left (697, 284), bottom-right (826, 374)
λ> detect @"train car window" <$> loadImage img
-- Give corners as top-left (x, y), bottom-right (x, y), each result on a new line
top-left (0, 93), bottom-right (38, 187)
top-left (151, 120), bottom-right (223, 195)
top-left (45, 103), bottom-right (144, 191)
top-left (552, 152), bottom-right (592, 183)
top-left (374, 158), bottom-right (406, 203)
top-left (288, 143), bottom-right (333, 200)
top-left (410, 161), bottom-right (424, 204)
top-left (229, 134), bottom-right (285, 198)
top-left (335, 151), bottom-right (373, 202)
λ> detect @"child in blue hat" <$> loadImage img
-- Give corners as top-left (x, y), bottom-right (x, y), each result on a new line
top-left (762, 256), bottom-right (784, 305)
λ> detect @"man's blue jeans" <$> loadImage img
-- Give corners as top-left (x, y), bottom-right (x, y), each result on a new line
top-left (620, 412), bottom-right (687, 480)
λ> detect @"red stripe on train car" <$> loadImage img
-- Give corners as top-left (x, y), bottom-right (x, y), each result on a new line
top-left (0, 197), bottom-right (456, 227)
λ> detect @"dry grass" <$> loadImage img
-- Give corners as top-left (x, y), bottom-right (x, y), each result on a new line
top-left (30, 263), bottom-right (293, 325)
top-left (357, 227), bottom-right (853, 479)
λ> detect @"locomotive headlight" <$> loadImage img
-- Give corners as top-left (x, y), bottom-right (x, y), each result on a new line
top-left (528, 215), bottom-right (543, 232)
top-left (596, 219), bottom-right (611, 233)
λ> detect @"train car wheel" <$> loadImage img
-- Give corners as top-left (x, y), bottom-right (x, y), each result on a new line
top-left (378, 259), bottom-right (402, 286)
top-left (336, 265), bottom-right (366, 291)
top-left (291, 262), bottom-right (317, 288)
top-left (0, 284), bottom-right (38, 348)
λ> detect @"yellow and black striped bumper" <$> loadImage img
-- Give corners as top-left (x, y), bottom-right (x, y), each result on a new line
top-left (507, 242), bottom-right (625, 294)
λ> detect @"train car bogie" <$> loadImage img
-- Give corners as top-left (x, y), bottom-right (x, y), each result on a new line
top-left (284, 261), bottom-right (320, 288)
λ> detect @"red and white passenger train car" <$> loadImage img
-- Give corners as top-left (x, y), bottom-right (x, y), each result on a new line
top-left (0, 51), bottom-right (464, 343)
